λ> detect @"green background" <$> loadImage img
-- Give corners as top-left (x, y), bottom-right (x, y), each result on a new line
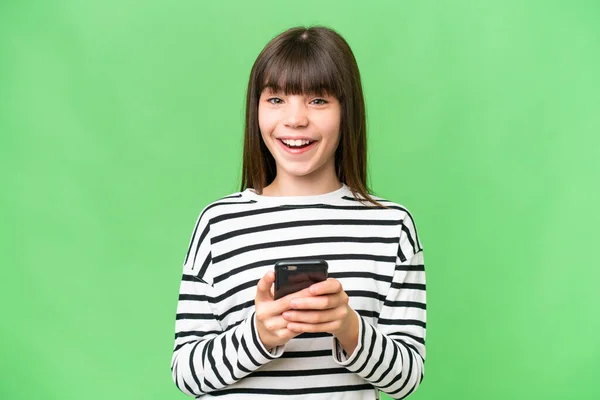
top-left (1, 0), bottom-right (598, 399)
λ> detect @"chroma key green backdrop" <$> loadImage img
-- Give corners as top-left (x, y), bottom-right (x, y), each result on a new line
top-left (1, 1), bottom-right (599, 399)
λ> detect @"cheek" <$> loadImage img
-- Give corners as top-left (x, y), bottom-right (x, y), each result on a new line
top-left (257, 108), bottom-right (266, 135)
top-left (318, 104), bottom-right (341, 136)
top-left (320, 114), bottom-right (341, 145)
top-left (258, 107), bottom-right (277, 136)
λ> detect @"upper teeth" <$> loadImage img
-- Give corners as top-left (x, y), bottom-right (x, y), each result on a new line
top-left (282, 139), bottom-right (312, 147)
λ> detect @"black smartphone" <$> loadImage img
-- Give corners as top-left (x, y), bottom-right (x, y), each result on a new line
top-left (274, 259), bottom-right (328, 300)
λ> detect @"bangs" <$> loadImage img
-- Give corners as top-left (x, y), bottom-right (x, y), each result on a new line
top-left (258, 41), bottom-right (344, 98)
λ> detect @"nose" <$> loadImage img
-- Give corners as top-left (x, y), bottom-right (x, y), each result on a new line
top-left (283, 101), bottom-right (309, 128)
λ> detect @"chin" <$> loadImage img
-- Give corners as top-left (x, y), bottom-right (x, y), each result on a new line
top-left (279, 164), bottom-right (319, 178)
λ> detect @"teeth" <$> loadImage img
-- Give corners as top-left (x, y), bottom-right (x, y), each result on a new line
top-left (282, 139), bottom-right (312, 147)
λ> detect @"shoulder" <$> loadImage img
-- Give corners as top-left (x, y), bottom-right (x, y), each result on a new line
top-left (345, 190), bottom-right (419, 223)
top-left (192, 190), bottom-right (255, 226)
top-left (368, 194), bottom-right (424, 253)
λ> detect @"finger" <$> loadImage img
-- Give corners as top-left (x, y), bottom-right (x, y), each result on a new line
top-left (287, 320), bottom-right (343, 334)
top-left (255, 271), bottom-right (275, 302)
top-left (309, 278), bottom-right (343, 296)
top-left (261, 316), bottom-right (291, 332)
top-left (290, 293), bottom-right (348, 310)
top-left (282, 307), bottom-right (347, 324)
top-left (273, 328), bottom-right (301, 341)
top-left (262, 286), bottom-right (316, 317)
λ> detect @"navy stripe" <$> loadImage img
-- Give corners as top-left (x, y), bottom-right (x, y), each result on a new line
top-left (401, 222), bottom-right (418, 256)
top-left (213, 253), bottom-right (395, 284)
top-left (391, 282), bottom-right (426, 291)
top-left (188, 341), bottom-right (203, 392)
top-left (354, 326), bottom-right (377, 375)
top-left (236, 360), bottom-right (251, 374)
top-left (380, 342), bottom-right (405, 391)
top-left (203, 384), bottom-right (375, 396)
top-left (250, 313), bottom-right (275, 360)
top-left (210, 203), bottom-right (404, 225)
top-left (331, 271), bottom-right (392, 283)
top-left (213, 236), bottom-right (398, 264)
top-left (383, 300), bottom-right (426, 309)
top-left (280, 349), bottom-right (332, 358)
top-left (175, 330), bottom-right (221, 340)
top-left (364, 331), bottom-right (387, 380)
top-left (394, 339), bottom-right (425, 362)
top-left (205, 339), bottom-right (227, 387)
top-left (220, 334), bottom-right (238, 381)
top-left (212, 218), bottom-right (402, 244)
top-left (176, 313), bottom-right (214, 320)
top-left (219, 300), bottom-right (254, 321)
top-left (387, 332), bottom-right (426, 346)
top-left (252, 367), bottom-right (350, 377)
top-left (356, 309), bottom-right (380, 319)
top-left (346, 290), bottom-right (386, 302)
top-left (346, 316), bottom-right (367, 368)
top-left (395, 263), bottom-right (425, 271)
top-left (179, 293), bottom-right (209, 302)
top-left (373, 335), bottom-right (398, 385)
top-left (183, 197), bottom-right (255, 265)
top-left (389, 343), bottom-right (414, 396)
top-left (196, 252), bottom-right (212, 281)
top-left (379, 318), bottom-right (426, 328)
top-left (201, 339), bottom-right (217, 390)
top-left (240, 335), bottom-right (261, 368)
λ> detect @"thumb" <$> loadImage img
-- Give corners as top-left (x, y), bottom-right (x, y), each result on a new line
top-left (255, 271), bottom-right (275, 302)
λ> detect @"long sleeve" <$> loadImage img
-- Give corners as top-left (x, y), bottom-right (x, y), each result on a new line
top-left (171, 210), bottom-right (284, 397)
top-left (333, 213), bottom-right (426, 399)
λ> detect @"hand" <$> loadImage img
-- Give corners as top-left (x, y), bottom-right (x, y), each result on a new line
top-left (254, 271), bottom-right (311, 350)
top-left (281, 278), bottom-right (359, 354)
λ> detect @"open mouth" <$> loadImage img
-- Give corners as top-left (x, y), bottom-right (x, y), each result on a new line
top-left (278, 138), bottom-right (316, 149)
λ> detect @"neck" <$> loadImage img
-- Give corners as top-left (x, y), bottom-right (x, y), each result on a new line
top-left (262, 165), bottom-right (341, 197)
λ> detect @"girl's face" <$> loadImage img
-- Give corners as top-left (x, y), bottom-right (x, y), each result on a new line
top-left (258, 88), bottom-right (341, 182)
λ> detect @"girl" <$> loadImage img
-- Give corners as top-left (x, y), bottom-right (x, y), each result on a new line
top-left (171, 26), bottom-right (426, 399)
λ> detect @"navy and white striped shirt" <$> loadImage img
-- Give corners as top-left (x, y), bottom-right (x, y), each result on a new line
top-left (171, 184), bottom-right (426, 399)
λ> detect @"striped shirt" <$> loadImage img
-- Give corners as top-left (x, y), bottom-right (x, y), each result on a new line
top-left (171, 184), bottom-right (426, 399)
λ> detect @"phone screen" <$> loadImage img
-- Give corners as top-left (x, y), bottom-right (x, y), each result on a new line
top-left (274, 260), bottom-right (328, 300)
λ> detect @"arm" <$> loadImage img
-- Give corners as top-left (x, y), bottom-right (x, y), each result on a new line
top-left (171, 274), bottom-right (285, 397)
top-left (171, 212), bottom-right (284, 397)
top-left (332, 215), bottom-right (426, 399)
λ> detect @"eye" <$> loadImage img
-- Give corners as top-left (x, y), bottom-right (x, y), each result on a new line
top-left (267, 97), bottom-right (283, 105)
top-left (310, 98), bottom-right (328, 105)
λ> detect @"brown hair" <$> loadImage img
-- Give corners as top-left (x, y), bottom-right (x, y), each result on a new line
top-left (240, 26), bottom-right (383, 207)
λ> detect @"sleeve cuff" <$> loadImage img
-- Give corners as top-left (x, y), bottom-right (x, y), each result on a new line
top-left (246, 311), bottom-right (284, 363)
top-left (332, 308), bottom-right (365, 366)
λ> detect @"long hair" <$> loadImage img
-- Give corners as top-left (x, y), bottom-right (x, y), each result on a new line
top-left (241, 26), bottom-right (382, 207)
